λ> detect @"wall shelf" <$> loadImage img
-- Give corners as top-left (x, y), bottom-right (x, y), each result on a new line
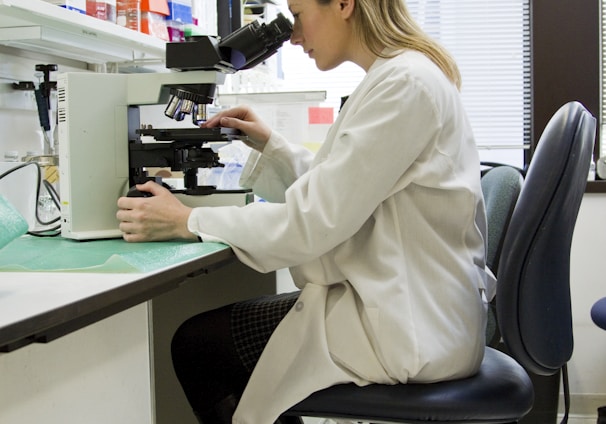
top-left (0, 0), bottom-right (165, 66)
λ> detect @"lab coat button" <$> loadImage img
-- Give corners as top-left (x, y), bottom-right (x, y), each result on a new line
top-left (295, 301), bottom-right (304, 311)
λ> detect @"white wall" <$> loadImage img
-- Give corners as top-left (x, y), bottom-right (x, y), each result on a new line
top-left (567, 194), bottom-right (606, 420)
top-left (0, 46), bottom-right (87, 159)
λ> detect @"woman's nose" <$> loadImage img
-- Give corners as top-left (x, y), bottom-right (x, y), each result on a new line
top-left (290, 24), bottom-right (301, 45)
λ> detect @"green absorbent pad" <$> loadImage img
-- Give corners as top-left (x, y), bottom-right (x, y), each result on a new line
top-left (0, 235), bottom-right (228, 273)
top-left (0, 195), bottom-right (29, 250)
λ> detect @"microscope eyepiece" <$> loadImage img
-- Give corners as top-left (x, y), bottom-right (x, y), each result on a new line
top-left (219, 13), bottom-right (293, 70)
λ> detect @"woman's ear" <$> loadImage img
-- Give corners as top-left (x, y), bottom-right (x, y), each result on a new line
top-left (338, 0), bottom-right (354, 18)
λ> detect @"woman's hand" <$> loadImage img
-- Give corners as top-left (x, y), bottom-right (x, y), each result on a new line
top-left (116, 181), bottom-right (197, 242)
top-left (202, 105), bottom-right (271, 152)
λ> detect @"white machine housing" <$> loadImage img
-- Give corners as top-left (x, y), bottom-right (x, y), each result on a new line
top-left (57, 71), bottom-right (227, 240)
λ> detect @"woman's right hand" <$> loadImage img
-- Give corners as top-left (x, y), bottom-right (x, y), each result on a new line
top-left (201, 105), bottom-right (271, 152)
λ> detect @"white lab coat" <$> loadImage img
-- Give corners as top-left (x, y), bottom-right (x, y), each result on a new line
top-left (188, 50), bottom-right (494, 424)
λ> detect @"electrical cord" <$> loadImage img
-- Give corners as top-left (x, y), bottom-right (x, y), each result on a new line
top-left (0, 161), bottom-right (61, 237)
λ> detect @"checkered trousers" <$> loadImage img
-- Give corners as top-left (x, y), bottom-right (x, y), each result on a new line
top-left (231, 291), bottom-right (300, 372)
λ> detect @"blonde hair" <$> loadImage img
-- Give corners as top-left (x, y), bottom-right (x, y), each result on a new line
top-left (319, 0), bottom-right (461, 89)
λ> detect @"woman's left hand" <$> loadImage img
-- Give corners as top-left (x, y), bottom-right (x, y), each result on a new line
top-left (116, 181), bottom-right (197, 242)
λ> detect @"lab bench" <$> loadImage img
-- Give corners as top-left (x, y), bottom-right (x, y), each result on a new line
top-left (0, 236), bottom-right (275, 424)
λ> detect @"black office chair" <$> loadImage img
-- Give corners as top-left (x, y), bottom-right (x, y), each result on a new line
top-left (481, 165), bottom-right (524, 276)
top-left (481, 165), bottom-right (524, 347)
top-left (280, 101), bottom-right (596, 423)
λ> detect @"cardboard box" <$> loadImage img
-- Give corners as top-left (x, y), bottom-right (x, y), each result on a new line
top-left (45, 0), bottom-right (86, 14)
top-left (140, 0), bottom-right (169, 40)
top-left (86, 0), bottom-right (117, 22)
top-left (166, 0), bottom-right (192, 40)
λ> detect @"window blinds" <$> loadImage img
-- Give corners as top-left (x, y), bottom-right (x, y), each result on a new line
top-left (278, 0), bottom-right (531, 165)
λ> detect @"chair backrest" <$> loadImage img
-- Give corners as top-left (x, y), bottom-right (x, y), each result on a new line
top-left (496, 101), bottom-right (596, 376)
top-left (481, 166), bottom-right (524, 275)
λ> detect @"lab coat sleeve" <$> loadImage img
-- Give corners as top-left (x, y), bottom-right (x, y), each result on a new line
top-left (188, 71), bottom-right (444, 273)
top-left (239, 131), bottom-right (315, 203)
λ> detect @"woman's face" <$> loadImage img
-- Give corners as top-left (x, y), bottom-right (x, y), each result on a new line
top-left (288, 0), bottom-right (353, 71)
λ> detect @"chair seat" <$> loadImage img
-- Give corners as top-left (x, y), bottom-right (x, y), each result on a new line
top-left (591, 297), bottom-right (606, 331)
top-left (283, 348), bottom-right (534, 423)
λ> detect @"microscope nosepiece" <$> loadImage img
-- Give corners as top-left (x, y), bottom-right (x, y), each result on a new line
top-left (164, 87), bottom-right (215, 122)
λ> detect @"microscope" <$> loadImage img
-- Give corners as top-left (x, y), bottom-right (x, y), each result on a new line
top-left (58, 14), bottom-right (292, 240)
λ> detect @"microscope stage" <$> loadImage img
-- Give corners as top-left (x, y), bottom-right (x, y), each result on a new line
top-left (136, 127), bottom-right (241, 142)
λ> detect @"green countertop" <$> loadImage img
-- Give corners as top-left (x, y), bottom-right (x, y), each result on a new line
top-left (0, 235), bottom-right (229, 273)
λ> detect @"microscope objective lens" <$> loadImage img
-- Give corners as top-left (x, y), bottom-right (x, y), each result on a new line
top-left (180, 99), bottom-right (195, 115)
top-left (193, 104), bottom-right (207, 125)
top-left (164, 95), bottom-right (181, 119)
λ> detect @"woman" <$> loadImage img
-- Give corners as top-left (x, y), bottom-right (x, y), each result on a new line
top-left (117, 0), bottom-right (495, 422)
